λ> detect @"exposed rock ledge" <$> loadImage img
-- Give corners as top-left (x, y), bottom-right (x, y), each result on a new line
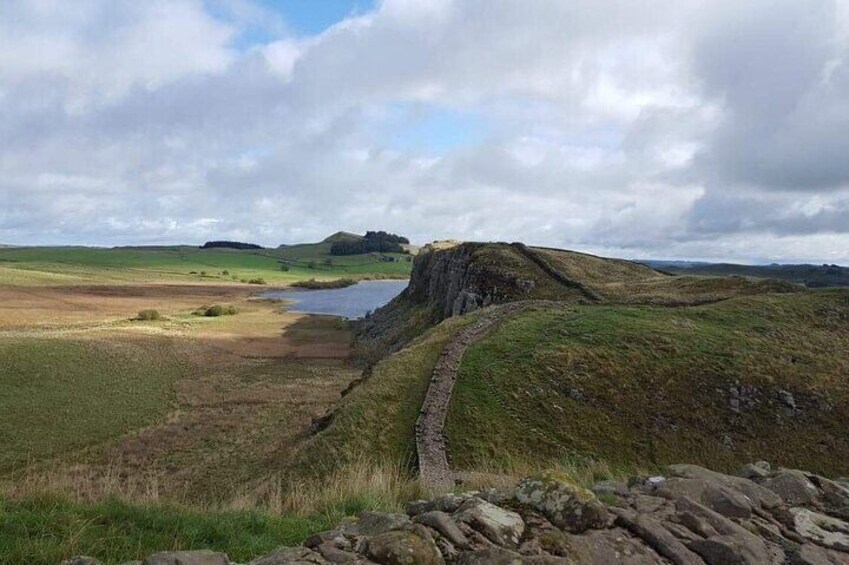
top-left (64, 462), bottom-right (849, 565)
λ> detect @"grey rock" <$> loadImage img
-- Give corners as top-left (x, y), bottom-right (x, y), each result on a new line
top-left (406, 494), bottom-right (469, 516)
top-left (365, 530), bottom-right (443, 565)
top-left (688, 535), bottom-right (769, 565)
top-left (836, 479), bottom-right (849, 491)
top-left (655, 477), bottom-right (753, 519)
top-left (762, 470), bottom-right (821, 507)
top-left (673, 495), bottom-right (769, 563)
top-left (789, 543), bottom-right (849, 565)
top-left (304, 531), bottom-right (353, 551)
top-left (454, 498), bottom-right (525, 546)
top-left (778, 390), bottom-right (797, 415)
top-left (738, 461), bottom-right (772, 480)
top-left (413, 511), bottom-right (469, 549)
top-left (611, 507), bottom-right (704, 565)
top-left (456, 546), bottom-right (569, 564)
top-left (665, 464), bottom-right (784, 510)
top-left (807, 474), bottom-right (849, 521)
top-left (791, 508), bottom-right (849, 552)
top-left (61, 558), bottom-right (102, 565)
top-left (338, 512), bottom-right (411, 537)
top-left (515, 474), bottom-right (608, 533)
top-left (143, 551), bottom-right (230, 565)
top-left (312, 543), bottom-right (364, 564)
top-left (250, 547), bottom-right (327, 564)
top-left (566, 528), bottom-right (670, 564)
top-left (591, 480), bottom-right (629, 498)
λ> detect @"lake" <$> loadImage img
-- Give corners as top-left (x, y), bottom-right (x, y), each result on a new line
top-left (261, 279), bottom-right (408, 319)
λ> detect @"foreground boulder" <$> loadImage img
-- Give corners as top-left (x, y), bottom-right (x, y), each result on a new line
top-left (64, 462), bottom-right (849, 565)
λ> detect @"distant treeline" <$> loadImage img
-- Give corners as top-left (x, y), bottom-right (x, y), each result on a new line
top-left (330, 231), bottom-right (410, 256)
top-left (200, 241), bottom-right (263, 250)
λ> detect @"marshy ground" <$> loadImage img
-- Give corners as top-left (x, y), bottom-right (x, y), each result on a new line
top-left (0, 282), bottom-right (360, 505)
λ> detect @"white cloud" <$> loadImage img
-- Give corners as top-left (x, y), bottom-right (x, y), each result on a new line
top-left (1, 0), bottom-right (849, 262)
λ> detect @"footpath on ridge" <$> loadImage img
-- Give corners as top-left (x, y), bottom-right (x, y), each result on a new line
top-left (415, 301), bottom-right (544, 491)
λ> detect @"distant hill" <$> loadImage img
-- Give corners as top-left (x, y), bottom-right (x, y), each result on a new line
top-left (321, 231), bottom-right (364, 244)
top-left (643, 260), bottom-right (849, 287)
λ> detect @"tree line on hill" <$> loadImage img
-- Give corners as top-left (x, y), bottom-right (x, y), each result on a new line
top-left (200, 241), bottom-right (263, 250)
top-left (330, 231), bottom-right (410, 255)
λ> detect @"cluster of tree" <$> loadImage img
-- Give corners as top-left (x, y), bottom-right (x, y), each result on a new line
top-left (200, 241), bottom-right (263, 250)
top-left (330, 231), bottom-right (410, 255)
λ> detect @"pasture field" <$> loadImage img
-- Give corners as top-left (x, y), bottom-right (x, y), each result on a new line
top-left (0, 243), bottom-right (411, 287)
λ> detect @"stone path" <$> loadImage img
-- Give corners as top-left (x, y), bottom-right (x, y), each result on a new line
top-left (415, 301), bottom-right (542, 491)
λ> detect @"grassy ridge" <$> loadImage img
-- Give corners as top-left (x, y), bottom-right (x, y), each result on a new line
top-left (446, 290), bottom-right (849, 476)
top-left (295, 314), bottom-right (480, 476)
top-left (0, 244), bottom-right (411, 286)
top-left (0, 338), bottom-right (189, 472)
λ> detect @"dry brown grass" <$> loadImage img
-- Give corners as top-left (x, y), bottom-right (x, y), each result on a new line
top-left (1, 283), bottom-right (363, 506)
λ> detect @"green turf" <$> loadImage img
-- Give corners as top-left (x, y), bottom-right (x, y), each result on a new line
top-left (0, 244), bottom-right (411, 286)
top-left (295, 313), bottom-right (480, 476)
top-left (0, 338), bottom-right (189, 472)
top-left (445, 290), bottom-right (849, 476)
top-left (0, 494), bottom-right (327, 565)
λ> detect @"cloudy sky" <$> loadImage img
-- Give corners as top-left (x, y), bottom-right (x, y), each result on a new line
top-left (2, 0), bottom-right (849, 263)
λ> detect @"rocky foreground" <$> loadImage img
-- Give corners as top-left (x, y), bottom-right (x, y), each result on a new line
top-left (66, 462), bottom-right (849, 564)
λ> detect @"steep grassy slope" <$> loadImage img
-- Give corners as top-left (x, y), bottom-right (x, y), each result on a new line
top-left (445, 289), bottom-right (849, 476)
top-left (294, 314), bottom-right (481, 476)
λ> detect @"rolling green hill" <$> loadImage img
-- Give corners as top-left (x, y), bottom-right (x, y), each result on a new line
top-left (0, 237), bottom-right (412, 286)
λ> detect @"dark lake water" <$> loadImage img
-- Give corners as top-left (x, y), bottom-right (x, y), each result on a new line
top-left (261, 279), bottom-right (408, 319)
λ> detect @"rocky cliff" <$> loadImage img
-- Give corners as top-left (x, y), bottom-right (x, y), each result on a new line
top-left (65, 461), bottom-right (849, 564)
top-left (354, 243), bottom-right (591, 365)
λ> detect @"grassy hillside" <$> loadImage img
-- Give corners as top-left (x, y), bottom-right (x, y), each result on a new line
top-left (294, 314), bottom-right (481, 476)
top-left (0, 243), bottom-right (411, 286)
top-left (445, 289), bottom-right (849, 476)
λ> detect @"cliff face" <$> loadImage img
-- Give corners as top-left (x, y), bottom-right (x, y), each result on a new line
top-left (354, 242), bottom-right (574, 364)
top-left (405, 243), bottom-right (537, 317)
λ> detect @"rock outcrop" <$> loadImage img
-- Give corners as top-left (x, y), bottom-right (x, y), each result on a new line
top-left (67, 462), bottom-right (849, 564)
top-left (354, 243), bottom-right (592, 366)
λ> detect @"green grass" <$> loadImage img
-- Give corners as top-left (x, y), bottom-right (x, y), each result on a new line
top-left (445, 290), bottom-right (849, 476)
top-left (0, 338), bottom-right (189, 472)
top-left (0, 244), bottom-right (411, 286)
top-left (295, 313), bottom-right (480, 476)
top-left (0, 495), bottom-right (327, 565)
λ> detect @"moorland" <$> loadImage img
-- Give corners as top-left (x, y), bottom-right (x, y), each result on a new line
top-left (2, 236), bottom-right (849, 564)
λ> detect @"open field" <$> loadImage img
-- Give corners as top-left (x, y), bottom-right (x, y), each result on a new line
top-left (0, 243), bottom-right (411, 287)
top-left (0, 280), bottom-right (362, 507)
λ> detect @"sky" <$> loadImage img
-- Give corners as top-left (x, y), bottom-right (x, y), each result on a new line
top-left (2, 0), bottom-right (849, 263)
